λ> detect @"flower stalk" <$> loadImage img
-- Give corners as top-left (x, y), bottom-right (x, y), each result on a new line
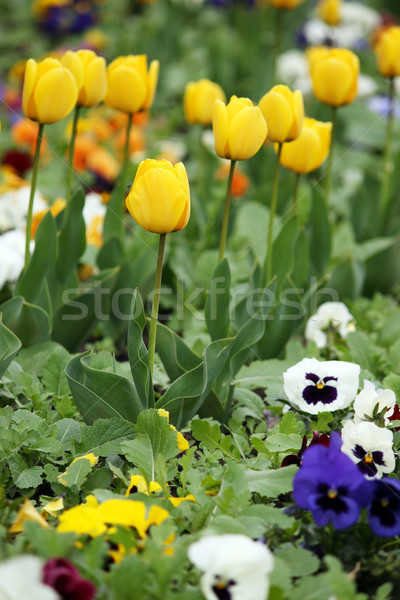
top-left (265, 142), bottom-right (282, 284)
top-left (218, 159), bottom-right (236, 261)
top-left (147, 233), bottom-right (167, 378)
top-left (123, 113), bottom-right (133, 170)
top-left (65, 104), bottom-right (81, 207)
top-left (292, 172), bottom-right (301, 216)
top-left (24, 122), bottom-right (45, 270)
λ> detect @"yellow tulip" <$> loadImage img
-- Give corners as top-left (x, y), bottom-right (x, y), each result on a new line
top-left (213, 95), bottom-right (267, 160)
top-left (279, 117), bottom-right (332, 174)
top-left (104, 54), bottom-right (159, 114)
top-left (258, 84), bottom-right (304, 143)
top-left (184, 79), bottom-right (226, 125)
top-left (317, 0), bottom-right (342, 26)
top-left (22, 57), bottom-right (78, 124)
top-left (60, 49), bottom-right (107, 107)
top-left (267, 0), bottom-right (305, 8)
top-left (309, 47), bottom-right (359, 107)
top-left (375, 26), bottom-right (400, 78)
top-left (125, 159), bottom-right (190, 234)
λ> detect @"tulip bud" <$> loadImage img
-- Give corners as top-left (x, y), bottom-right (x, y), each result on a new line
top-left (258, 85), bottom-right (304, 143)
top-left (375, 26), bottom-right (400, 78)
top-left (267, 0), bottom-right (304, 8)
top-left (184, 79), bottom-right (226, 126)
top-left (316, 0), bottom-right (342, 26)
top-left (60, 49), bottom-right (107, 107)
top-left (104, 54), bottom-right (159, 114)
top-left (125, 159), bottom-right (190, 234)
top-left (309, 47), bottom-right (359, 107)
top-left (22, 58), bottom-right (78, 124)
top-left (212, 95), bottom-right (267, 161)
top-left (279, 117), bottom-right (332, 174)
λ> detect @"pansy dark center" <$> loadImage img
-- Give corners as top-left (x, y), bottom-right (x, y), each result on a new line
top-left (353, 444), bottom-right (386, 476)
top-left (316, 483), bottom-right (348, 513)
top-left (212, 576), bottom-right (236, 600)
top-left (370, 486), bottom-right (400, 528)
top-left (302, 372), bottom-right (338, 406)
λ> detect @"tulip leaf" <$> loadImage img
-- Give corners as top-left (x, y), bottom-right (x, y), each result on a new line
top-left (103, 170), bottom-right (129, 244)
top-left (52, 267), bottom-right (119, 351)
top-left (0, 315), bottom-right (21, 377)
top-left (16, 211), bottom-right (58, 305)
top-left (156, 338), bottom-right (232, 428)
top-left (271, 216), bottom-right (298, 293)
top-left (328, 256), bottom-right (365, 300)
top-left (156, 322), bottom-right (202, 381)
top-left (309, 185), bottom-right (331, 277)
top-left (363, 235), bottom-right (400, 296)
top-left (291, 228), bottom-right (310, 288)
top-left (205, 257), bottom-right (231, 342)
top-left (127, 289), bottom-right (154, 409)
top-left (0, 296), bottom-right (50, 347)
top-left (65, 350), bottom-right (143, 425)
top-left (56, 188), bottom-right (86, 284)
top-left (97, 233), bottom-right (126, 270)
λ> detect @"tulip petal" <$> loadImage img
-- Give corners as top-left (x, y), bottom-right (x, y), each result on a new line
top-left (259, 91), bottom-right (293, 143)
top-left (229, 106), bottom-right (267, 160)
top-left (281, 128), bottom-right (321, 174)
top-left (144, 60), bottom-right (159, 109)
top-left (22, 59), bottom-right (38, 120)
top-left (213, 99), bottom-right (230, 158)
top-left (34, 68), bottom-right (78, 124)
top-left (61, 50), bottom-right (85, 90)
top-left (105, 66), bottom-right (147, 114)
top-left (126, 169), bottom-right (189, 233)
top-left (313, 58), bottom-right (355, 106)
top-left (82, 57), bottom-right (107, 106)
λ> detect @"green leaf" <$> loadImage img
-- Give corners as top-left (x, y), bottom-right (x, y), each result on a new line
top-left (276, 544), bottom-right (319, 577)
top-left (205, 258), bottom-right (231, 341)
top-left (127, 290), bottom-right (153, 409)
top-left (235, 359), bottom-right (292, 398)
top-left (41, 344), bottom-right (72, 397)
top-left (328, 257), bottom-right (365, 300)
top-left (103, 169), bottom-right (129, 243)
top-left (309, 184), bottom-right (331, 277)
top-left (0, 315), bottom-right (21, 377)
top-left (16, 211), bottom-right (58, 305)
top-left (156, 322), bottom-right (201, 381)
top-left (65, 350), bottom-right (143, 424)
top-left (271, 216), bottom-right (298, 293)
top-left (24, 522), bottom-right (76, 558)
top-left (56, 188), bottom-right (86, 283)
top-left (156, 338), bottom-right (232, 428)
top-left (0, 296), bottom-right (50, 347)
top-left (60, 455), bottom-right (93, 488)
top-left (121, 409), bottom-right (181, 481)
top-left (264, 433), bottom-right (303, 453)
top-left (52, 267), bottom-right (119, 351)
top-left (8, 454), bottom-right (43, 489)
top-left (74, 418), bottom-right (135, 456)
top-left (245, 464), bottom-right (296, 497)
top-left (108, 555), bottom-right (152, 600)
top-left (191, 419), bottom-right (237, 460)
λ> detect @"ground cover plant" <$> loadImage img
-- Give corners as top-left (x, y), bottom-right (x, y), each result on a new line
top-left (1, 0), bottom-right (400, 598)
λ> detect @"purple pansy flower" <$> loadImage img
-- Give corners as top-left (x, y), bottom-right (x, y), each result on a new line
top-left (42, 558), bottom-right (96, 600)
top-left (293, 434), bottom-right (372, 530)
top-left (367, 477), bottom-right (400, 537)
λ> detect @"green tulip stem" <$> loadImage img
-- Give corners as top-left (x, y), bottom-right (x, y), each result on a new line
top-left (324, 105), bottom-right (337, 206)
top-left (265, 143), bottom-right (282, 285)
top-left (24, 122), bottom-right (45, 271)
top-left (148, 232), bottom-right (167, 379)
top-left (292, 172), bottom-right (301, 216)
top-left (66, 105), bottom-right (80, 207)
top-left (380, 76), bottom-right (395, 222)
top-left (218, 159), bottom-right (236, 261)
top-left (123, 112), bottom-right (133, 169)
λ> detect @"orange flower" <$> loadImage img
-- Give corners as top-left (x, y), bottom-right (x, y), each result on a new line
top-left (215, 163), bottom-right (250, 197)
top-left (11, 118), bottom-right (47, 156)
top-left (31, 197), bottom-right (66, 238)
top-left (72, 135), bottom-right (98, 172)
top-left (114, 124), bottom-right (146, 159)
top-left (87, 146), bottom-right (120, 182)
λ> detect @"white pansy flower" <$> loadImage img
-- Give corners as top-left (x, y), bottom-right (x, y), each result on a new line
top-left (0, 186), bottom-right (47, 232)
top-left (276, 50), bottom-right (312, 95)
top-left (354, 381), bottom-right (397, 426)
top-left (83, 192), bottom-right (106, 247)
top-left (0, 230), bottom-right (34, 289)
top-left (188, 534), bottom-right (274, 600)
top-left (341, 421), bottom-right (395, 479)
top-left (305, 302), bottom-right (355, 348)
top-left (0, 555), bottom-right (59, 600)
top-left (283, 357), bottom-right (360, 414)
